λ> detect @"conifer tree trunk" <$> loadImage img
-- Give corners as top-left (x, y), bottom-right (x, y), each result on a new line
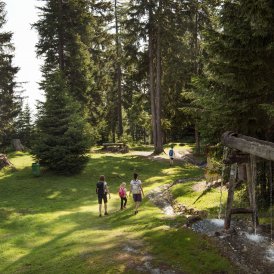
top-left (115, 0), bottom-right (123, 138)
top-left (148, 1), bottom-right (157, 151)
top-left (154, 0), bottom-right (163, 154)
top-left (194, 2), bottom-right (200, 155)
top-left (195, 123), bottom-right (200, 154)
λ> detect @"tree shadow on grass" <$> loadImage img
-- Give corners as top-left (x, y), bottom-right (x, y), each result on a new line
top-left (1, 208), bottom-right (166, 274)
top-left (0, 154), bottom-right (201, 215)
top-left (0, 153), bottom-right (207, 273)
top-left (1, 211), bottom-right (109, 273)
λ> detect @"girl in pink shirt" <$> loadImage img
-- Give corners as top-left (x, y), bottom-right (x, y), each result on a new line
top-left (118, 182), bottom-right (127, 210)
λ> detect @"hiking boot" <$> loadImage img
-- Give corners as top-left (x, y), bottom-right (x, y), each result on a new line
top-left (104, 212), bottom-right (109, 215)
top-left (99, 214), bottom-right (102, 217)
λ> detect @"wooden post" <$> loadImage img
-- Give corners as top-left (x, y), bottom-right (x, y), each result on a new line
top-left (224, 163), bottom-right (237, 229)
top-left (238, 164), bottom-right (247, 181)
top-left (246, 162), bottom-right (253, 209)
top-left (247, 155), bottom-right (259, 227)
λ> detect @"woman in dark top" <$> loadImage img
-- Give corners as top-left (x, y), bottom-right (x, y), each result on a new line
top-left (96, 175), bottom-right (110, 217)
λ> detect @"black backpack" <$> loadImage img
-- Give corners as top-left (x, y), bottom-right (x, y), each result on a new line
top-left (96, 181), bottom-right (105, 195)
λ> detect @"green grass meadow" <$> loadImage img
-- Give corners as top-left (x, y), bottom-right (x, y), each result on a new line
top-left (0, 151), bottom-right (237, 273)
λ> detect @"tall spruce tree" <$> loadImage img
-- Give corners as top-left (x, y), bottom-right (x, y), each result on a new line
top-left (0, 1), bottom-right (20, 149)
top-left (34, 0), bottom-right (112, 141)
top-left (33, 72), bottom-right (90, 174)
top-left (15, 104), bottom-right (33, 148)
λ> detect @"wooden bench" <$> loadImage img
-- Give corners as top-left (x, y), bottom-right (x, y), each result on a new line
top-left (102, 142), bottom-right (126, 149)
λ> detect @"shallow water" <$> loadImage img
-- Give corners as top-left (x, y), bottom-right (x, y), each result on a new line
top-left (163, 205), bottom-right (175, 216)
top-left (244, 233), bottom-right (266, 243)
top-left (192, 218), bottom-right (225, 236)
top-left (209, 219), bottom-right (225, 227)
top-left (266, 246), bottom-right (274, 262)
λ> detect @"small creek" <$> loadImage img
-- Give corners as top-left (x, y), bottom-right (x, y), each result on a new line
top-left (148, 182), bottom-right (274, 274)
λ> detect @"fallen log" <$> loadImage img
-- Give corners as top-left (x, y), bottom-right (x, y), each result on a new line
top-left (0, 154), bottom-right (14, 170)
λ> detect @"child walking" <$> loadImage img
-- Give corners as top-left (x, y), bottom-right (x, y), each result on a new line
top-left (118, 182), bottom-right (127, 210)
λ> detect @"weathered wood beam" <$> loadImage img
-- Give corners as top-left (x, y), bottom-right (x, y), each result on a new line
top-left (250, 155), bottom-right (259, 226)
top-left (222, 131), bottom-right (274, 161)
top-left (230, 208), bottom-right (254, 214)
top-left (224, 163), bottom-right (237, 229)
top-left (223, 153), bottom-right (250, 164)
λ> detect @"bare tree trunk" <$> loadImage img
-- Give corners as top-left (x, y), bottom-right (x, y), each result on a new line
top-left (58, 0), bottom-right (65, 71)
top-left (143, 128), bottom-right (146, 144)
top-left (12, 139), bottom-right (24, 151)
top-left (148, 1), bottom-right (157, 150)
top-left (112, 126), bottom-right (116, 143)
top-left (115, 0), bottom-right (123, 138)
top-left (195, 123), bottom-right (200, 155)
top-left (154, 0), bottom-right (163, 154)
top-left (194, 4), bottom-right (200, 154)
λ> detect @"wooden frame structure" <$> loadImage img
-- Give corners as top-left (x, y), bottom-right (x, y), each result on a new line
top-left (221, 131), bottom-right (274, 229)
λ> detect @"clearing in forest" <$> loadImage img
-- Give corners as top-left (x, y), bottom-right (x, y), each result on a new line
top-left (0, 150), bottom-right (236, 274)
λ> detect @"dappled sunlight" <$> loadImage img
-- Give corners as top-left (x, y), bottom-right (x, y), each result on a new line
top-left (47, 191), bottom-right (61, 199)
top-left (171, 179), bottom-right (228, 217)
top-left (161, 166), bottom-right (183, 175)
top-left (0, 151), bottom-right (233, 273)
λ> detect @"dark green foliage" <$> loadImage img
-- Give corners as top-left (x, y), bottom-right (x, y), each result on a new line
top-left (0, 1), bottom-right (20, 149)
top-left (34, 0), bottom-right (113, 141)
top-left (15, 104), bottom-right (33, 148)
top-left (33, 72), bottom-right (90, 174)
top-left (191, 0), bottom-right (274, 144)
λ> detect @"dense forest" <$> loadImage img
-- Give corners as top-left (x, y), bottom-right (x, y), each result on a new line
top-left (1, 0), bottom-right (274, 172)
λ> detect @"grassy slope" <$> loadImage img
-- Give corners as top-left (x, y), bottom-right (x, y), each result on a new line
top-left (171, 180), bottom-right (228, 217)
top-left (0, 152), bottom-right (236, 274)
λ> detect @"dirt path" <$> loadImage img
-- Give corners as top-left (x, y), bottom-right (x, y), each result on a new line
top-left (121, 241), bottom-right (184, 274)
top-left (131, 148), bottom-right (203, 166)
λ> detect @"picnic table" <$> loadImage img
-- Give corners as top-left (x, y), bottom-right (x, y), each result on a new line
top-left (102, 142), bottom-right (126, 149)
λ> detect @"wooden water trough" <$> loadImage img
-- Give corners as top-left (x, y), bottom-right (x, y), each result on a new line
top-left (221, 131), bottom-right (274, 229)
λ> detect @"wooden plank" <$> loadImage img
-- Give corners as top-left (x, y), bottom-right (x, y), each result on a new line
top-left (222, 131), bottom-right (274, 161)
top-left (230, 208), bottom-right (254, 214)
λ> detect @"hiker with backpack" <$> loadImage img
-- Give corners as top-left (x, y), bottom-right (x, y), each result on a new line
top-left (118, 182), bottom-right (127, 210)
top-left (129, 173), bottom-right (144, 215)
top-left (96, 175), bottom-right (111, 217)
top-left (168, 146), bottom-right (175, 166)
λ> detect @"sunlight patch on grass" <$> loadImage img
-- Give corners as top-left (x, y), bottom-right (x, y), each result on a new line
top-left (47, 191), bottom-right (61, 199)
top-left (0, 151), bottom-right (236, 274)
top-left (171, 181), bottom-right (228, 217)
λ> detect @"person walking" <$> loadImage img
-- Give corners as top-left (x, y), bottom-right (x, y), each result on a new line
top-left (129, 173), bottom-right (144, 215)
top-left (168, 146), bottom-right (175, 166)
top-left (96, 175), bottom-right (110, 217)
top-left (118, 182), bottom-right (127, 210)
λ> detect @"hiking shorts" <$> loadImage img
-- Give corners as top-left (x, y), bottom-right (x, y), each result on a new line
top-left (98, 194), bottom-right (107, 204)
top-left (133, 193), bottom-right (142, 202)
